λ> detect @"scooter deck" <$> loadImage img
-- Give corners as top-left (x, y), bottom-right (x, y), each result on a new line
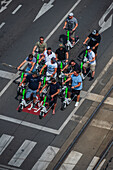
top-left (17, 95), bottom-right (50, 117)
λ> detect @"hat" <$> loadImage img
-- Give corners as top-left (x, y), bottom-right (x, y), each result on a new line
top-left (87, 46), bottom-right (91, 50)
top-left (51, 57), bottom-right (56, 63)
top-left (92, 30), bottom-right (98, 35)
top-left (59, 43), bottom-right (64, 48)
top-left (69, 12), bottom-right (74, 17)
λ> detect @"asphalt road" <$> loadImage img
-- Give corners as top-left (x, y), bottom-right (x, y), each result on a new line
top-left (0, 0), bottom-right (113, 169)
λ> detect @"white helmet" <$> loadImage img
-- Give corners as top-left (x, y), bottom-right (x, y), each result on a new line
top-left (69, 12), bottom-right (74, 17)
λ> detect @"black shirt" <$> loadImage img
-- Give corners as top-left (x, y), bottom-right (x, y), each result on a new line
top-left (26, 74), bottom-right (41, 90)
top-left (69, 62), bottom-right (81, 73)
top-left (49, 82), bottom-right (60, 95)
top-left (88, 33), bottom-right (101, 47)
top-left (55, 47), bottom-right (68, 60)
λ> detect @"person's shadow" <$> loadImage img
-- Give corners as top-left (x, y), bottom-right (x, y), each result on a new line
top-left (59, 34), bottom-right (67, 46)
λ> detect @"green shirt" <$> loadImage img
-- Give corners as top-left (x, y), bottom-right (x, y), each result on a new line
top-left (35, 41), bottom-right (47, 53)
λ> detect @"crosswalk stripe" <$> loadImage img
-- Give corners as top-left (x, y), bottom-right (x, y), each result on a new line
top-left (59, 151), bottom-right (83, 170)
top-left (87, 156), bottom-right (99, 170)
top-left (8, 140), bottom-right (36, 167)
top-left (0, 134), bottom-right (14, 155)
top-left (32, 146), bottom-right (59, 170)
top-left (0, 70), bottom-right (15, 80)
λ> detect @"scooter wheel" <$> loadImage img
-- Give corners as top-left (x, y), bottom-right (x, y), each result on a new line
top-left (39, 111), bottom-right (44, 119)
top-left (61, 103), bottom-right (65, 111)
top-left (18, 104), bottom-right (23, 112)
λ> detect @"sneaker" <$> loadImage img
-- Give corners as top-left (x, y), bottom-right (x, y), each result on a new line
top-left (52, 110), bottom-right (55, 115)
top-left (67, 98), bottom-right (71, 105)
top-left (75, 101), bottom-right (79, 107)
top-left (89, 77), bottom-right (94, 81)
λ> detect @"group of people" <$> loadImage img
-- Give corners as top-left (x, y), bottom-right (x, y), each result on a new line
top-left (17, 12), bottom-right (101, 115)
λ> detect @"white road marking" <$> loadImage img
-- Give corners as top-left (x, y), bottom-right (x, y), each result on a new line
top-left (12, 5), bottom-right (22, 15)
top-left (44, 0), bottom-right (82, 42)
top-left (0, 0), bottom-right (12, 13)
top-left (32, 146), bottom-right (59, 170)
top-left (97, 159), bottom-right (106, 170)
top-left (0, 115), bottom-right (59, 135)
top-left (59, 151), bottom-right (82, 170)
top-left (87, 156), bottom-right (99, 170)
top-left (0, 164), bottom-right (22, 170)
top-left (0, 70), bottom-right (16, 79)
top-left (0, 22), bottom-right (5, 29)
top-left (0, 134), bottom-right (14, 155)
top-left (8, 140), bottom-right (36, 167)
top-left (99, 2), bottom-right (113, 34)
top-left (33, 0), bottom-right (55, 22)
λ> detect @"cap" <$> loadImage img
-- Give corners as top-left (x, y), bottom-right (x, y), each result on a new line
top-left (59, 43), bottom-right (64, 48)
top-left (51, 57), bottom-right (56, 63)
top-left (92, 30), bottom-right (98, 35)
top-left (69, 12), bottom-right (74, 17)
top-left (87, 46), bottom-right (91, 50)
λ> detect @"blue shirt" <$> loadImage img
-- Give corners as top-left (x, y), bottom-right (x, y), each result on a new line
top-left (25, 57), bottom-right (36, 69)
top-left (71, 74), bottom-right (82, 90)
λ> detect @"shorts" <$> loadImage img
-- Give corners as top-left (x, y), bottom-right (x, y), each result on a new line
top-left (26, 88), bottom-right (37, 99)
top-left (47, 95), bottom-right (58, 105)
top-left (72, 89), bottom-right (80, 96)
top-left (25, 67), bottom-right (36, 75)
top-left (70, 31), bottom-right (75, 38)
top-left (84, 63), bottom-right (96, 72)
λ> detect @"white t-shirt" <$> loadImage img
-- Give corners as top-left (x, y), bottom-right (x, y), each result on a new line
top-left (46, 61), bottom-right (57, 74)
top-left (44, 50), bottom-right (56, 63)
top-left (87, 51), bottom-right (96, 65)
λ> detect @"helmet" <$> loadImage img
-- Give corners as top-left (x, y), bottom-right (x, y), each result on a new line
top-left (68, 12), bottom-right (74, 17)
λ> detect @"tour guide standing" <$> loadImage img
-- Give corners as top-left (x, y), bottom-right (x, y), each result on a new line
top-left (63, 70), bottom-right (82, 107)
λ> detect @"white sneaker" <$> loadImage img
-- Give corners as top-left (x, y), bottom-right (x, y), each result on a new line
top-left (75, 102), bottom-right (79, 107)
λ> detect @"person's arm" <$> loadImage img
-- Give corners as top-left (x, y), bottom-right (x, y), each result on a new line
top-left (66, 51), bottom-right (69, 62)
top-left (62, 64), bottom-right (68, 72)
top-left (40, 83), bottom-right (48, 93)
top-left (51, 68), bottom-right (57, 77)
top-left (17, 60), bottom-right (26, 70)
top-left (32, 45), bottom-right (37, 54)
top-left (83, 37), bottom-right (89, 44)
top-left (62, 77), bottom-right (71, 85)
top-left (92, 43), bottom-right (99, 49)
top-left (71, 82), bottom-right (81, 89)
top-left (38, 55), bottom-right (45, 63)
top-left (63, 21), bottom-right (67, 29)
top-left (39, 64), bottom-right (47, 75)
top-left (28, 62), bottom-right (35, 73)
top-left (37, 81), bottom-right (42, 93)
top-left (51, 89), bottom-right (60, 98)
top-left (72, 22), bottom-right (78, 32)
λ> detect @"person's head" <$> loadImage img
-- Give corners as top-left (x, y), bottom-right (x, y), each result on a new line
top-left (59, 43), bottom-right (64, 50)
top-left (87, 46), bottom-right (91, 52)
top-left (28, 54), bottom-right (33, 60)
top-left (51, 78), bottom-right (56, 84)
top-left (51, 57), bottom-right (56, 64)
top-left (92, 30), bottom-right (98, 36)
top-left (40, 36), bottom-right (44, 43)
top-left (73, 70), bottom-right (79, 76)
top-left (47, 47), bottom-right (52, 54)
top-left (68, 12), bottom-right (74, 19)
top-left (32, 71), bottom-right (38, 77)
top-left (70, 59), bottom-right (76, 66)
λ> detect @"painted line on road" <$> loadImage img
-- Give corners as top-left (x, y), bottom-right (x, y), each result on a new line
top-left (87, 156), bottom-right (100, 170)
top-left (0, 22), bottom-right (5, 29)
top-left (32, 146), bottom-right (60, 170)
top-left (45, 0), bottom-right (82, 42)
top-left (0, 57), bottom-right (113, 135)
top-left (0, 70), bottom-right (16, 79)
top-left (59, 151), bottom-right (82, 170)
top-left (0, 134), bottom-right (14, 155)
top-left (8, 140), bottom-right (36, 167)
top-left (0, 164), bottom-right (22, 170)
top-left (0, 115), bottom-right (59, 135)
top-left (12, 5), bottom-right (22, 14)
